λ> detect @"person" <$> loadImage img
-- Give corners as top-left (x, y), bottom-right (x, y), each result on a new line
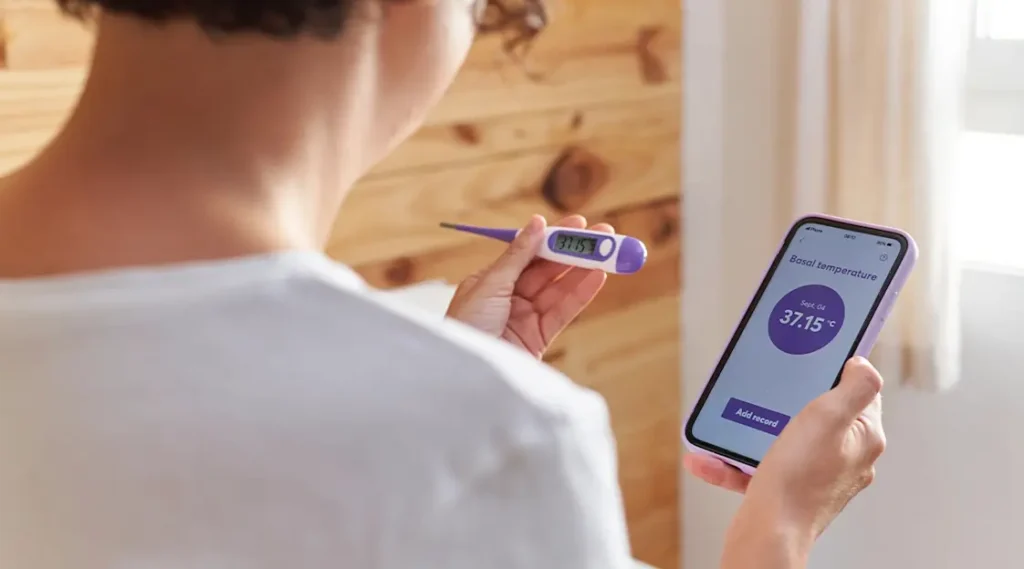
top-left (0, 0), bottom-right (886, 567)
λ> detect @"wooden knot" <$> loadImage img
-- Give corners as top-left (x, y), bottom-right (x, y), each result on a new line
top-left (653, 213), bottom-right (679, 245)
top-left (542, 347), bottom-right (568, 365)
top-left (541, 146), bottom-right (610, 213)
top-left (570, 112), bottom-right (584, 131)
top-left (384, 257), bottom-right (416, 286)
top-left (637, 26), bottom-right (668, 85)
top-left (452, 123), bottom-right (481, 145)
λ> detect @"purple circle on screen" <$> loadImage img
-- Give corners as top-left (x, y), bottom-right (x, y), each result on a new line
top-left (768, 284), bottom-right (845, 355)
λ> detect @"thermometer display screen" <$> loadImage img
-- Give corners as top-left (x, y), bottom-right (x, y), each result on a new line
top-left (554, 234), bottom-right (597, 255)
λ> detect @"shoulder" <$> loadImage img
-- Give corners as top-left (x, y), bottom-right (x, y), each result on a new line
top-left (289, 258), bottom-right (613, 446)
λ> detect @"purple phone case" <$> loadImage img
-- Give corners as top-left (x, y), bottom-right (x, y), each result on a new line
top-left (682, 213), bottom-right (919, 475)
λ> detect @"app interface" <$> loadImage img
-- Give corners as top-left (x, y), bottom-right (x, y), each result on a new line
top-left (690, 221), bottom-right (903, 462)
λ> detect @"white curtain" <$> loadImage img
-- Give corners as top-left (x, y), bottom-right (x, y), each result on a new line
top-left (682, 0), bottom-right (974, 392)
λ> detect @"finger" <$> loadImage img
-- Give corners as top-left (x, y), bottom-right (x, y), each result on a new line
top-left (537, 269), bottom-right (607, 342)
top-left (533, 263), bottom-right (603, 315)
top-left (514, 216), bottom-right (589, 299)
top-left (857, 393), bottom-right (887, 462)
top-left (528, 220), bottom-right (613, 309)
top-left (820, 357), bottom-right (885, 424)
top-left (481, 215), bottom-right (546, 287)
top-left (558, 215), bottom-right (588, 227)
top-left (516, 221), bottom-right (615, 299)
top-left (683, 454), bottom-right (751, 494)
top-left (450, 272), bottom-right (482, 304)
top-left (860, 390), bottom-right (883, 433)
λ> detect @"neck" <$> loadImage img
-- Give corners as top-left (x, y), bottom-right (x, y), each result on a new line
top-left (0, 13), bottom-right (376, 277)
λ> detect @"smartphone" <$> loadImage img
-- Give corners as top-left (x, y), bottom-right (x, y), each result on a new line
top-left (683, 214), bottom-right (918, 474)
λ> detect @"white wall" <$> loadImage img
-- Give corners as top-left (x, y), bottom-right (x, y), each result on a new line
top-left (683, 268), bottom-right (1024, 568)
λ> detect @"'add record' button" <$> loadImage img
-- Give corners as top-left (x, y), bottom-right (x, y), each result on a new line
top-left (722, 398), bottom-right (790, 436)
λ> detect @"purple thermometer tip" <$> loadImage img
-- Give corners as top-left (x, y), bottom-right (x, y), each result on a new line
top-left (439, 222), bottom-right (519, 244)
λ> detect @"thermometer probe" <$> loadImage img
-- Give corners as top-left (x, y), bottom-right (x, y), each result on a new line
top-left (439, 222), bottom-right (648, 275)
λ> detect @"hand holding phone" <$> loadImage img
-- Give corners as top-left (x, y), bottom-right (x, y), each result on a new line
top-left (683, 214), bottom-right (917, 472)
top-left (710, 358), bottom-right (887, 567)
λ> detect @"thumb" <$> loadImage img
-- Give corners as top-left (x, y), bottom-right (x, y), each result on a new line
top-left (820, 357), bottom-right (884, 423)
top-left (482, 215), bottom-right (546, 285)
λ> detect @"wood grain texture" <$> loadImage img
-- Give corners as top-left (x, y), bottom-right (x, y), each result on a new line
top-left (0, 1), bottom-right (683, 567)
top-left (330, 126), bottom-right (679, 265)
top-left (0, 0), bottom-right (94, 69)
top-left (376, 95), bottom-right (678, 175)
top-left (0, 69), bottom-right (84, 173)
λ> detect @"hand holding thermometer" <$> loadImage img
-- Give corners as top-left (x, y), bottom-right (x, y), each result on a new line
top-left (439, 222), bottom-right (648, 275)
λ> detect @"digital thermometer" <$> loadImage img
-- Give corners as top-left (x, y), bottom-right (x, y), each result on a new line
top-left (440, 222), bottom-right (648, 275)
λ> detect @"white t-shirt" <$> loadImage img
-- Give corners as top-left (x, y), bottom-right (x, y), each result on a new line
top-left (0, 251), bottom-right (632, 569)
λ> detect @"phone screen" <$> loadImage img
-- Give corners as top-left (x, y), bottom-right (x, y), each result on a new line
top-left (685, 217), bottom-right (908, 466)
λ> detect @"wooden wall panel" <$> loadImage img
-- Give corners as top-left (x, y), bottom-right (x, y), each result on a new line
top-left (0, 0), bottom-right (95, 69)
top-left (0, 2), bottom-right (682, 567)
top-left (331, 126), bottom-right (679, 264)
top-left (0, 69), bottom-right (83, 172)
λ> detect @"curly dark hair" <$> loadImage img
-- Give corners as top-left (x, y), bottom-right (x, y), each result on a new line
top-left (54, 0), bottom-right (549, 44)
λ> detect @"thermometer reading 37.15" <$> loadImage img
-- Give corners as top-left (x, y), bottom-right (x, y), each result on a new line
top-left (439, 222), bottom-right (648, 275)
